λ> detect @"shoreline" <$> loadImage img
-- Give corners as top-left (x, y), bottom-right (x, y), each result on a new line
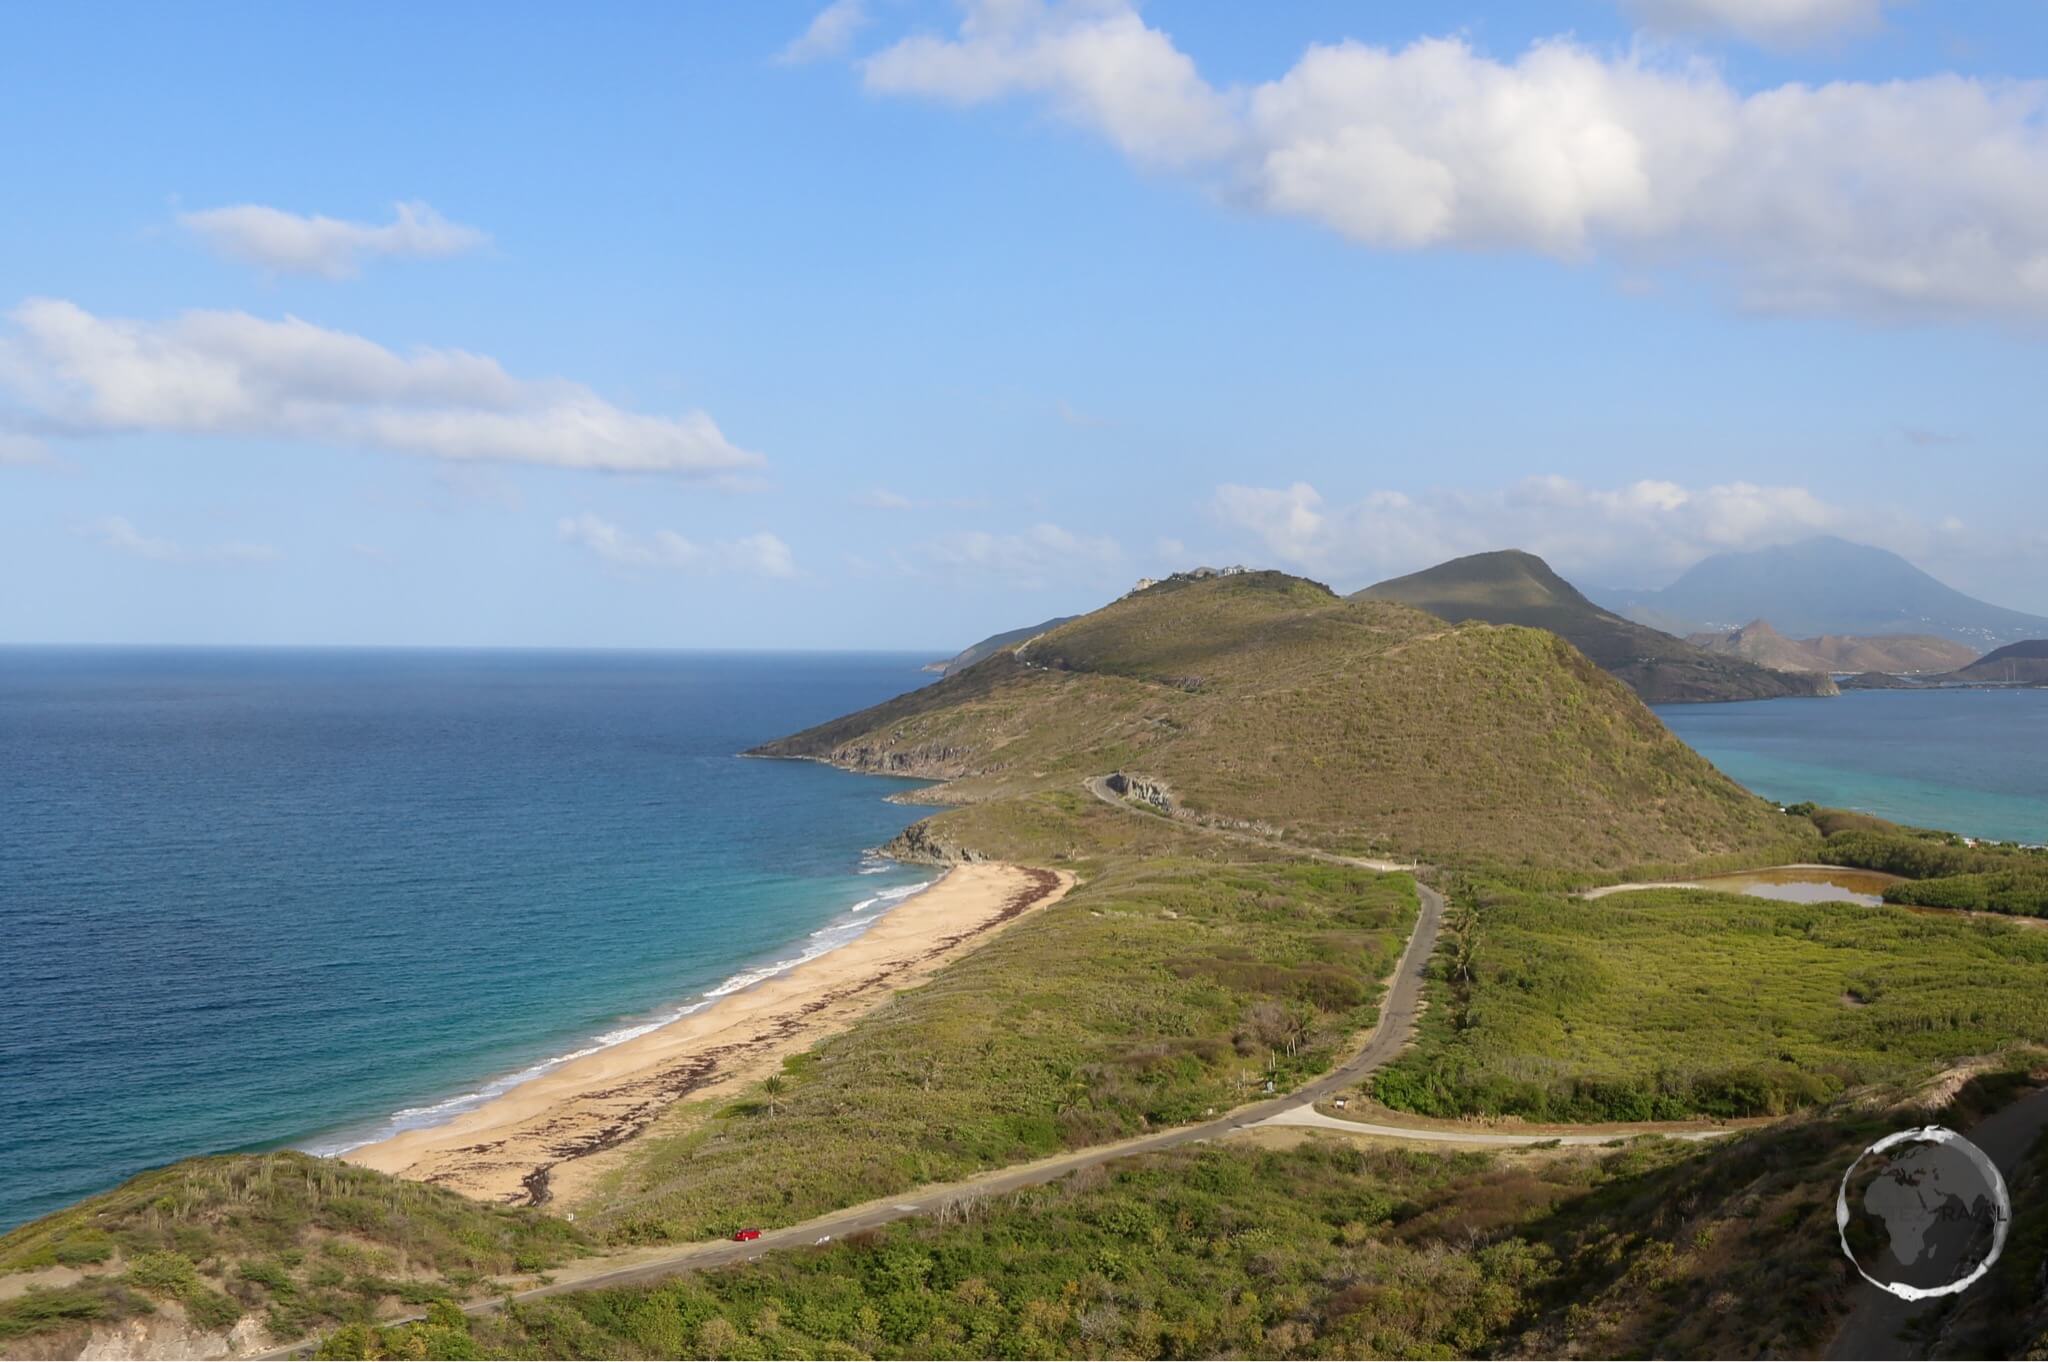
top-left (343, 862), bottom-right (1072, 1206)
top-left (304, 867), bottom-right (934, 1160)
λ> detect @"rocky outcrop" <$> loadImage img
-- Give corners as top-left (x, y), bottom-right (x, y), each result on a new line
top-left (1105, 771), bottom-right (1174, 813)
top-left (884, 819), bottom-right (990, 866)
top-left (823, 743), bottom-right (978, 780)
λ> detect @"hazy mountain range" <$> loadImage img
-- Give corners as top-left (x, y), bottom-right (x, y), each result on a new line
top-left (1683, 620), bottom-right (1979, 676)
top-left (1594, 537), bottom-right (2048, 648)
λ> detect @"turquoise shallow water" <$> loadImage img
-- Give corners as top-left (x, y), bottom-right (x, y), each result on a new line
top-left (0, 649), bottom-right (936, 1231)
top-left (1655, 687), bottom-right (2048, 845)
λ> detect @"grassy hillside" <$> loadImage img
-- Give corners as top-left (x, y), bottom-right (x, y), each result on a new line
top-left (1372, 884), bottom-right (2048, 1123)
top-left (572, 857), bottom-right (1417, 1242)
top-left (753, 570), bottom-right (1805, 872)
top-left (928, 614), bottom-right (1079, 676)
top-left (0, 1153), bottom-right (583, 1352)
top-left (1357, 550), bottom-right (1837, 704)
top-left (320, 1070), bottom-right (2047, 1362)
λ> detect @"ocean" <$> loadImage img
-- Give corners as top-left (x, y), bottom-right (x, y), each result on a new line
top-left (0, 649), bottom-right (935, 1232)
top-left (1655, 687), bottom-right (2048, 845)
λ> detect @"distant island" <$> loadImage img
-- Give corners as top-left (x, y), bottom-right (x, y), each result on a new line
top-left (1596, 535), bottom-right (2048, 648)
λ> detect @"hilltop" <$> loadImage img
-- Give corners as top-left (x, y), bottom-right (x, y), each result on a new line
top-left (1937, 638), bottom-right (2048, 686)
top-left (1597, 536), bottom-right (2048, 647)
top-left (1801, 631), bottom-right (1979, 674)
top-left (753, 568), bottom-right (1802, 870)
top-left (1352, 550), bottom-right (1836, 704)
top-left (1687, 619), bottom-right (1980, 676)
top-left (923, 615), bottom-right (1078, 676)
top-left (1683, 619), bottom-right (1834, 673)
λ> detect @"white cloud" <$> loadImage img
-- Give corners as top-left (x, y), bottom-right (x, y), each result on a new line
top-left (864, 0), bottom-right (1237, 166)
top-left (88, 515), bottom-right (279, 565)
top-left (779, 0), bottom-right (870, 65)
top-left (1623, 0), bottom-right (1888, 48)
top-left (558, 512), bottom-right (796, 578)
top-left (861, 3), bottom-right (2048, 320)
top-left (178, 201), bottom-right (487, 279)
top-left (0, 299), bottom-right (762, 477)
top-left (1213, 476), bottom-right (1855, 586)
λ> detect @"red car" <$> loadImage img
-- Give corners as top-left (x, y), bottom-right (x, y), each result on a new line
top-left (732, 1228), bottom-right (762, 1242)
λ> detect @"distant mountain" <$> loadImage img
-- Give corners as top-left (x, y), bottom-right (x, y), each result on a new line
top-left (1595, 537), bottom-right (2048, 648)
top-left (924, 616), bottom-right (1079, 676)
top-left (1934, 639), bottom-right (2048, 686)
top-left (1684, 620), bottom-right (1834, 674)
top-left (1799, 633), bottom-right (1980, 674)
top-left (1355, 550), bottom-right (1836, 704)
top-left (1684, 621), bottom-right (1979, 675)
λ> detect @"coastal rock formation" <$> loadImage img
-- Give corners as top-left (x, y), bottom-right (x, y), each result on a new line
top-left (820, 741), bottom-right (978, 780)
top-left (884, 819), bottom-right (989, 865)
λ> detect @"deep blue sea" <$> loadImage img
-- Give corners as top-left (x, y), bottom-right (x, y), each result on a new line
top-left (1656, 687), bottom-right (2048, 845)
top-left (0, 649), bottom-right (937, 1232)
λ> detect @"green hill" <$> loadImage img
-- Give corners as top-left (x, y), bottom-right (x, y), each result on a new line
top-left (752, 569), bottom-right (1803, 870)
top-left (923, 614), bottom-right (1079, 676)
top-left (1354, 550), bottom-right (1838, 704)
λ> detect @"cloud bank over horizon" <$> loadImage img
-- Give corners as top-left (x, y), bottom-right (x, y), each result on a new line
top-left (1207, 475), bottom-right (2037, 602)
top-left (857, 1), bottom-right (2048, 322)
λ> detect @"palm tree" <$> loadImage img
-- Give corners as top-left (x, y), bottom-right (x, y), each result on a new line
top-left (762, 1074), bottom-right (785, 1116)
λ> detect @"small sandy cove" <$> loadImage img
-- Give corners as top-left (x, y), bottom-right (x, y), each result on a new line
top-left (345, 863), bottom-right (1070, 1207)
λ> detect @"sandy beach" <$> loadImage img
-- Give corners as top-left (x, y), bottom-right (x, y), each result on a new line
top-left (344, 862), bottom-right (1071, 1207)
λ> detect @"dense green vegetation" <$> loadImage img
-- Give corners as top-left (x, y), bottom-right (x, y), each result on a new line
top-left (575, 860), bottom-right (1416, 1243)
top-left (1798, 804), bottom-right (2048, 918)
top-left (1372, 885), bottom-right (2048, 1123)
top-left (0, 1153), bottom-right (583, 1350)
top-left (756, 571), bottom-right (1806, 871)
top-left (329, 1139), bottom-right (1644, 1360)
top-left (320, 1070), bottom-right (2047, 1361)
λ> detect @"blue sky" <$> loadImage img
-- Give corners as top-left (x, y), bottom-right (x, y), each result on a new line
top-left (2, 1), bottom-right (2044, 649)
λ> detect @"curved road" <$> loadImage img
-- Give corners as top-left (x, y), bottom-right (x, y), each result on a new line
top-left (259, 783), bottom-right (1448, 1357)
top-left (518, 875), bottom-right (1446, 1301)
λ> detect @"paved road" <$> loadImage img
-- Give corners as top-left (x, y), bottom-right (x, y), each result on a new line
top-left (1256, 1105), bottom-right (1733, 1145)
top-left (524, 875), bottom-right (1446, 1301)
top-left (260, 797), bottom-right (1446, 1356)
